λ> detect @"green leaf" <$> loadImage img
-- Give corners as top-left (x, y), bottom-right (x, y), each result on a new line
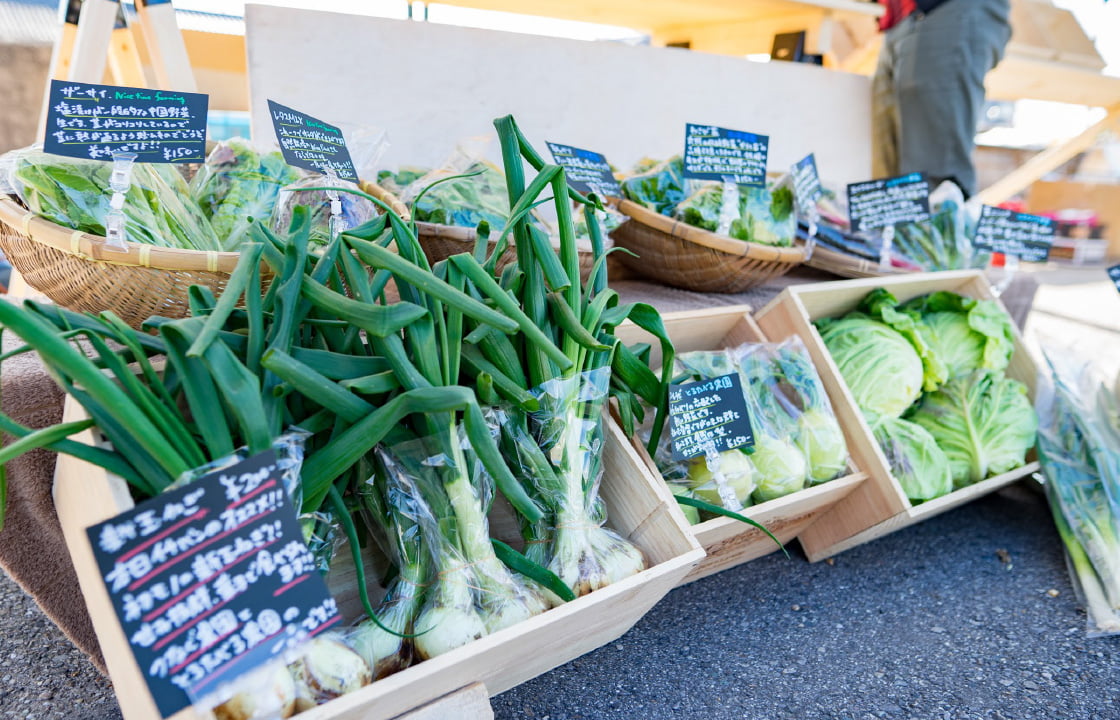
top-left (674, 495), bottom-right (788, 557)
top-left (491, 538), bottom-right (576, 603)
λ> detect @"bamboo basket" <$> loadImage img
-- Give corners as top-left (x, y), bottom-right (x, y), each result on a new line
top-left (414, 221), bottom-right (599, 282)
top-left (804, 244), bottom-right (904, 280)
top-left (0, 180), bottom-right (405, 328)
top-left (609, 199), bottom-right (807, 293)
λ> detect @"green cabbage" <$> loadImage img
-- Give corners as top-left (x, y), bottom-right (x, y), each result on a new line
top-left (872, 417), bottom-right (954, 501)
top-left (818, 315), bottom-right (924, 420)
top-left (910, 370), bottom-right (1037, 488)
top-left (687, 449), bottom-right (755, 508)
top-left (750, 434), bottom-right (807, 503)
top-left (901, 291), bottom-right (1015, 379)
top-left (797, 408), bottom-right (848, 484)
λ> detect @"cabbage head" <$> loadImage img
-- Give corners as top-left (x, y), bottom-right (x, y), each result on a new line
top-left (687, 449), bottom-right (755, 509)
top-left (872, 417), bottom-right (954, 502)
top-left (750, 434), bottom-right (808, 503)
top-left (818, 315), bottom-right (923, 419)
top-left (902, 292), bottom-right (1015, 379)
top-left (910, 370), bottom-right (1037, 488)
top-left (797, 408), bottom-right (848, 484)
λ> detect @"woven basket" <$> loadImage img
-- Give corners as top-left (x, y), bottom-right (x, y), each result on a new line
top-left (609, 199), bottom-right (807, 294)
top-left (0, 179), bottom-right (406, 328)
top-left (415, 221), bottom-right (599, 282)
top-left (803, 244), bottom-right (904, 280)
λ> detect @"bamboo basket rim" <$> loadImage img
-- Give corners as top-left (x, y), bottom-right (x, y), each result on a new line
top-left (0, 179), bottom-right (408, 273)
top-left (614, 198), bottom-right (807, 264)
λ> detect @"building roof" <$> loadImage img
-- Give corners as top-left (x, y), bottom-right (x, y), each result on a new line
top-left (0, 0), bottom-right (244, 46)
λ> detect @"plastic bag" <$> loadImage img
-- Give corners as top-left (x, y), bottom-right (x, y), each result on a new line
top-left (170, 430), bottom-right (309, 504)
top-left (7, 145), bottom-right (222, 250)
top-left (287, 633), bottom-right (373, 712)
top-left (619, 155), bottom-right (686, 217)
top-left (190, 138), bottom-right (301, 251)
top-left (401, 140), bottom-right (512, 231)
top-left (519, 368), bottom-right (647, 595)
top-left (1036, 346), bottom-right (1120, 637)
top-left (373, 430), bottom-right (549, 660)
top-left (649, 338), bottom-right (848, 521)
top-left (271, 124), bottom-right (389, 248)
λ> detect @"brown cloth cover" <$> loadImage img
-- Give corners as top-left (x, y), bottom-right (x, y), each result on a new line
top-left (0, 269), bottom-right (1038, 678)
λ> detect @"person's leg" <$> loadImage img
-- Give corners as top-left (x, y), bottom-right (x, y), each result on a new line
top-left (871, 25), bottom-right (901, 180)
top-left (893, 0), bottom-right (1011, 197)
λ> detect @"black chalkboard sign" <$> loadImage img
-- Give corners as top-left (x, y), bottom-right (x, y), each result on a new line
top-left (668, 373), bottom-right (755, 461)
top-left (267, 100), bottom-right (357, 182)
top-left (43, 79), bottom-right (208, 163)
top-left (972, 205), bottom-right (1054, 263)
top-left (87, 450), bottom-right (341, 717)
top-left (546, 142), bottom-right (621, 198)
top-left (847, 173), bottom-right (930, 232)
top-left (1109, 264), bottom-right (1120, 295)
top-left (682, 123), bottom-right (769, 187)
top-left (791, 153), bottom-right (823, 210)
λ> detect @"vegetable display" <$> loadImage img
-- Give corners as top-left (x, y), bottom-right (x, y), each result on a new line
top-left (815, 288), bottom-right (1035, 503)
top-left (645, 337), bottom-right (849, 524)
top-left (620, 156), bottom-right (794, 247)
top-left (1037, 349), bottom-right (1120, 636)
top-left (0, 114), bottom-right (677, 714)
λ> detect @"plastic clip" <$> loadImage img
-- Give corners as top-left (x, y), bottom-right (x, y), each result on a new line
top-left (104, 152), bottom-right (137, 251)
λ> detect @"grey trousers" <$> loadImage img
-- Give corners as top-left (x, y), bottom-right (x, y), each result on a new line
top-left (871, 0), bottom-right (1011, 198)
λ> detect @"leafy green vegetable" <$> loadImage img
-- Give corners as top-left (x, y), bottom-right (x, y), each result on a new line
top-left (408, 161), bottom-right (511, 230)
top-left (619, 156), bottom-right (686, 217)
top-left (910, 370), bottom-right (1037, 488)
top-left (872, 417), bottom-right (954, 502)
top-left (750, 434), bottom-right (807, 503)
top-left (817, 314), bottom-right (924, 420)
top-left (901, 291), bottom-right (1015, 380)
top-left (12, 148), bottom-right (222, 250)
top-left (191, 138), bottom-right (302, 251)
top-left (686, 450), bottom-right (755, 508)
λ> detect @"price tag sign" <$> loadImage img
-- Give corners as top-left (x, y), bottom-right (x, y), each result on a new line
top-left (43, 79), bottom-right (208, 163)
top-left (682, 123), bottom-right (769, 187)
top-left (88, 450), bottom-right (341, 717)
top-left (668, 373), bottom-right (754, 461)
top-left (546, 142), bottom-right (621, 198)
top-left (791, 153), bottom-right (823, 210)
top-left (268, 100), bottom-right (357, 182)
top-left (973, 205), bottom-right (1054, 263)
top-left (847, 173), bottom-right (930, 232)
top-left (1108, 264), bottom-right (1120, 295)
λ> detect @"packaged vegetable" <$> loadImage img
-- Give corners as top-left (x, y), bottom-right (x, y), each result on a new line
top-left (8, 146), bottom-right (222, 250)
top-left (191, 138), bottom-right (302, 251)
top-left (871, 417), bottom-right (954, 502)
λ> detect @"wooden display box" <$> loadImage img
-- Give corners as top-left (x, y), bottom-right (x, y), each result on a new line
top-left (53, 400), bottom-right (704, 720)
top-left (754, 271), bottom-right (1041, 562)
top-left (613, 306), bottom-right (867, 584)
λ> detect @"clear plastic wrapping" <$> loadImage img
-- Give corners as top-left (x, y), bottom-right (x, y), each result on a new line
top-left (1036, 347), bottom-right (1120, 637)
top-left (365, 430), bottom-right (549, 661)
top-left (190, 138), bottom-right (302, 251)
top-left (619, 155), bottom-right (793, 246)
top-left (7, 145), bottom-right (222, 250)
top-left (516, 368), bottom-right (647, 594)
top-left (401, 143), bottom-right (512, 231)
top-left (649, 338), bottom-right (849, 523)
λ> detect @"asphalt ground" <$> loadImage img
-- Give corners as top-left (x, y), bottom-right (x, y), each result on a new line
top-left (2, 265), bottom-right (1118, 720)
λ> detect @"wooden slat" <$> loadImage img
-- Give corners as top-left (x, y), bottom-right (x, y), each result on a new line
top-left (134, 0), bottom-right (198, 92)
top-left (391, 684), bottom-right (493, 720)
top-left (974, 103), bottom-right (1120, 206)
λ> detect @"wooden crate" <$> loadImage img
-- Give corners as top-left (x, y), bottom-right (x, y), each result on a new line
top-left (754, 270), bottom-right (1041, 562)
top-left (613, 306), bottom-right (867, 584)
top-left (53, 400), bottom-right (704, 720)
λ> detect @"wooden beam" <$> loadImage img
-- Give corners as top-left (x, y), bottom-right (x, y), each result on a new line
top-left (107, 24), bottom-right (149, 87)
top-left (973, 103), bottom-right (1120, 206)
top-left (68, 0), bottom-right (119, 82)
top-left (134, 0), bottom-right (197, 91)
top-left (391, 684), bottom-right (493, 720)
